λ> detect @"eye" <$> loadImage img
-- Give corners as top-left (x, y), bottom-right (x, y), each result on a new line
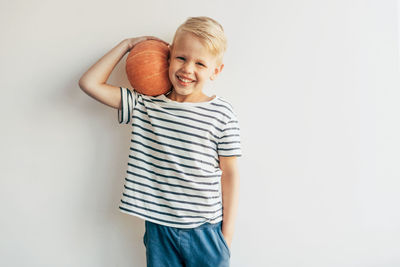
top-left (176, 57), bottom-right (185, 61)
top-left (197, 62), bottom-right (206, 67)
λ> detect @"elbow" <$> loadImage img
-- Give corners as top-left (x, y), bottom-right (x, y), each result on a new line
top-left (78, 78), bottom-right (90, 92)
top-left (78, 78), bottom-right (84, 90)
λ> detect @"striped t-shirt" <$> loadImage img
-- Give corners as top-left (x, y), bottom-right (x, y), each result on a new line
top-left (117, 87), bottom-right (242, 228)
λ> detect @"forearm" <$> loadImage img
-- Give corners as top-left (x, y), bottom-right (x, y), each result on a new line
top-left (221, 167), bottom-right (240, 243)
top-left (79, 40), bottom-right (129, 87)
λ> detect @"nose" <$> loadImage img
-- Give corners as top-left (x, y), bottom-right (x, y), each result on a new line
top-left (181, 62), bottom-right (194, 74)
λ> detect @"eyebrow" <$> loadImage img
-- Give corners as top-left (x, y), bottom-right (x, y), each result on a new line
top-left (175, 53), bottom-right (207, 64)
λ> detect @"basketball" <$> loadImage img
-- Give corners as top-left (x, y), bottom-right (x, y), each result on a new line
top-left (125, 40), bottom-right (172, 96)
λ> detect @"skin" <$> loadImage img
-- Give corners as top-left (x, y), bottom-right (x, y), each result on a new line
top-left (219, 154), bottom-right (240, 251)
top-left (167, 31), bottom-right (224, 103)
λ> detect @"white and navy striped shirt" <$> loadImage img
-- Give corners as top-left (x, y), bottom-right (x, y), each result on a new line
top-left (117, 87), bottom-right (241, 228)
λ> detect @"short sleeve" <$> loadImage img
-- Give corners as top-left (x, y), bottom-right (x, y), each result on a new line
top-left (118, 87), bottom-right (136, 124)
top-left (217, 116), bottom-right (242, 157)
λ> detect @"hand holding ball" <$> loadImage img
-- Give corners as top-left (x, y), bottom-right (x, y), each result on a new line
top-left (125, 40), bottom-right (172, 96)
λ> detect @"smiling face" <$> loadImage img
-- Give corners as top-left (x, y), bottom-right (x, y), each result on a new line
top-left (168, 31), bottom-right (224, 102)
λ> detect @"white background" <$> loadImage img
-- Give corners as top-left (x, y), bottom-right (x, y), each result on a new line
top-left (1, 0), bottom-right (399, 266)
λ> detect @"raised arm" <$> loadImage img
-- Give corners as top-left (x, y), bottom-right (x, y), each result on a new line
top-left (78, 39), bottom-right (129, 109)
top-left (78, 36), bottom-right (168, 109)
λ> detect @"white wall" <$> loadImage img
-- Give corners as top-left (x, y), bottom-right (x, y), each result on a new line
top-left (1, 0), bottom-right (399, 266)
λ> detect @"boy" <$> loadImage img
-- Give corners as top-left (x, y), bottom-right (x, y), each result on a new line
top-left (79, 16), bottom-right (241, 267)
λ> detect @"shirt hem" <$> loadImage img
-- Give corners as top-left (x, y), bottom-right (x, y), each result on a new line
top-left (118, 205), bottom-right (223, 229)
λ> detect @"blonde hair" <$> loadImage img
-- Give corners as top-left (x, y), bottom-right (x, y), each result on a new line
top-left (171, 16), bottom-right (227, 65)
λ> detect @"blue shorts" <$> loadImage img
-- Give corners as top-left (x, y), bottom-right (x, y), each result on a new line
top-left (143, 220), bottom-right (231, 267)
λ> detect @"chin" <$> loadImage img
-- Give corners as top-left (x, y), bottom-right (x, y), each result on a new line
top-left (174, 88), bottom-right (193, 96)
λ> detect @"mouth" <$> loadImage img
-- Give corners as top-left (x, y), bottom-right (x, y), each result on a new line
top-left (176, 75), bottom-right (195, 85)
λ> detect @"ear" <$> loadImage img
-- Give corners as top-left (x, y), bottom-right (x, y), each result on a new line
top-left (210, 64), bottom-right (224, 81)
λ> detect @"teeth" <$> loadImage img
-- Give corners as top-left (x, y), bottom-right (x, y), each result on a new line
top-left (178, 76), bottom-right (193, 83)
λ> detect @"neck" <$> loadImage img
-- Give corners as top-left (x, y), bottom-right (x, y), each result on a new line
top-left (167, 90), bottom-right (213, 103)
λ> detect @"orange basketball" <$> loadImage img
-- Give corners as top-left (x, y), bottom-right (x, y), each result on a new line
top-left (125, 40), bottom-right (172, 96)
